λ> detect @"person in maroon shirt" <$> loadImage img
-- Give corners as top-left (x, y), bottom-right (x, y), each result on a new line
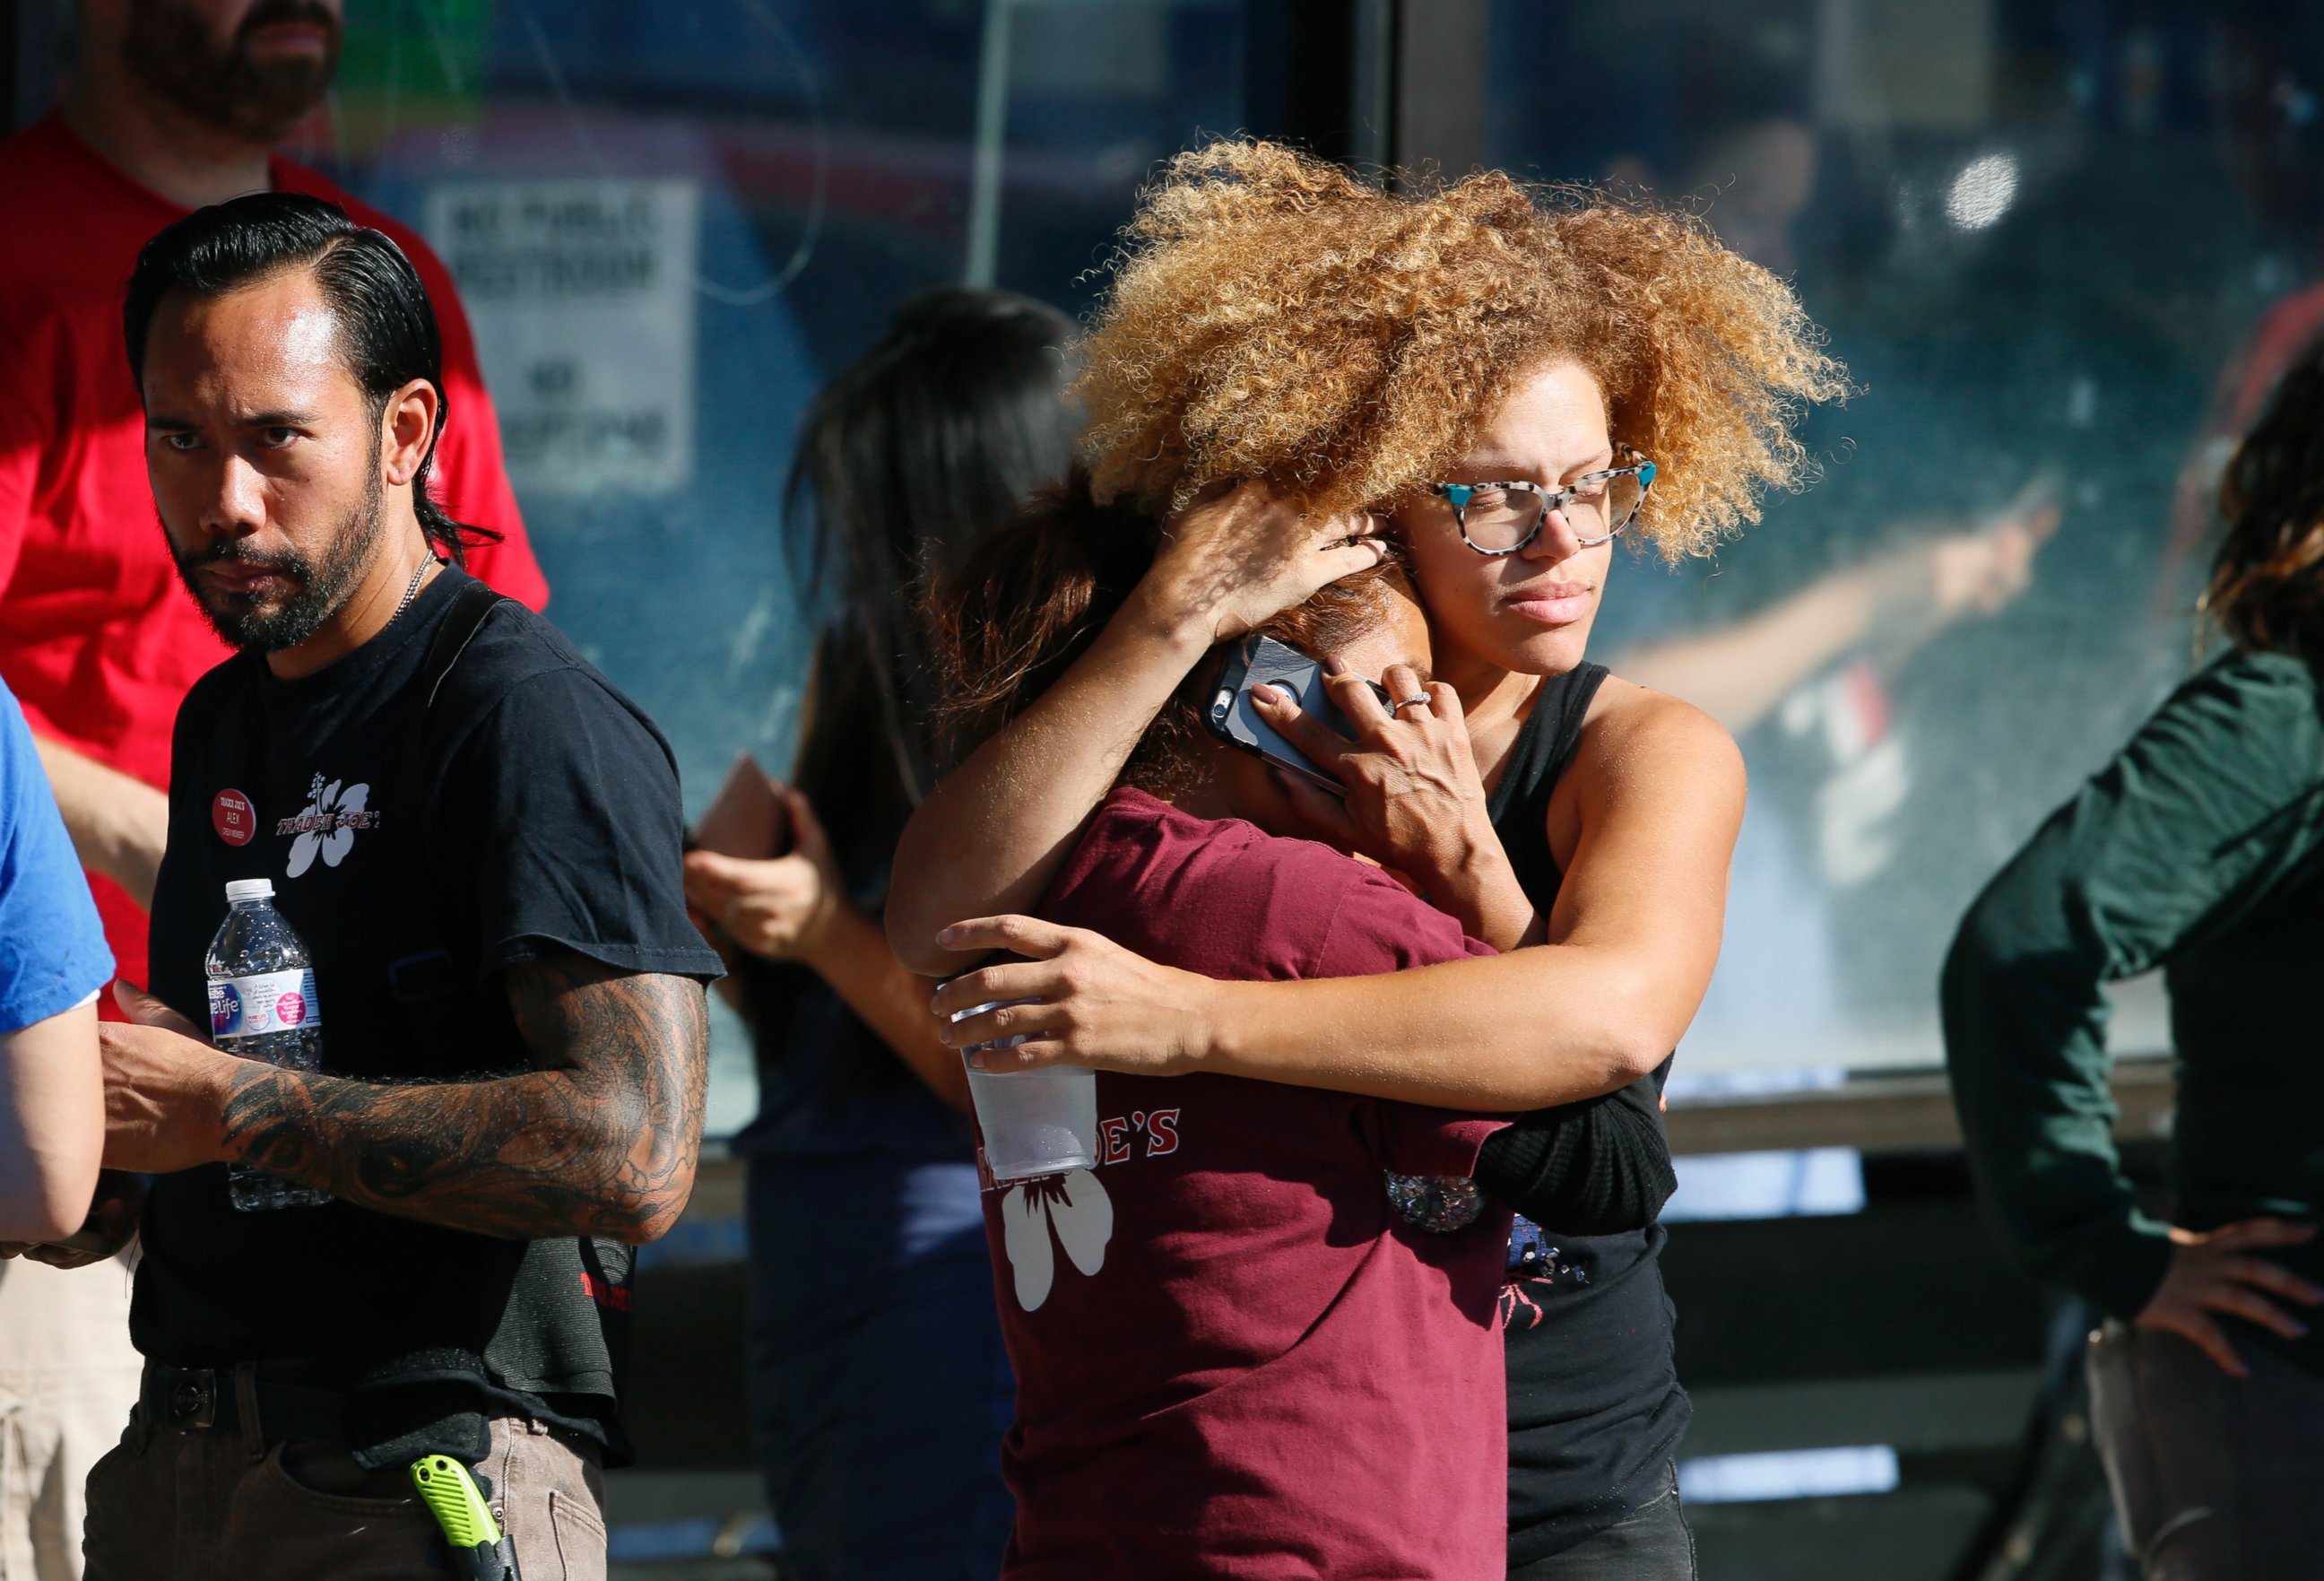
top-left (930, 522), bottom-right (1513, 1580)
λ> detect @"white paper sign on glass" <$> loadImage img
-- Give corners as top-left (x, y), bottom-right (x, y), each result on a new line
top-left (424, 177), bottom-right (701, 497)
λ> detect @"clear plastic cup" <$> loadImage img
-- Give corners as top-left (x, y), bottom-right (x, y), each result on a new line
top-left (952, 999), bottom-right (1099, 1181)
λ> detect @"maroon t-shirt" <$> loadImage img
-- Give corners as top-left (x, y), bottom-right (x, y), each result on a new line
top-left (981, 787), bottom-right (1511, 1581)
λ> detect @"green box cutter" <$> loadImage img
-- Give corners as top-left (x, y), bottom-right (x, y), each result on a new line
top-left (409, 1454), bottom-right (520, 1580)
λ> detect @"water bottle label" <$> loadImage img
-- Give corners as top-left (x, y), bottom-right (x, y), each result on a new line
top-left (209, 969), bottom-right (321, 1038)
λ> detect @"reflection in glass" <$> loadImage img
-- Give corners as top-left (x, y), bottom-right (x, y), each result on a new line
top-left (290, 0), bottom-right (1249, 1131)
top-left (1488, 0), bottom-right (2324, 1073)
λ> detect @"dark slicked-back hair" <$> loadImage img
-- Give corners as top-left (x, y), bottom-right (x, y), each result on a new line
top-left (123, 191), bottom-right (499, 564)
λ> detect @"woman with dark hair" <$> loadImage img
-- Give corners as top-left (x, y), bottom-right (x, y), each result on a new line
top-left (681, 286), bottom-right (1080, 1581)
top-left (1944, 337), bottom-right (2324, 1580)
top-left (889, 141), bottom-right (1843, 1576)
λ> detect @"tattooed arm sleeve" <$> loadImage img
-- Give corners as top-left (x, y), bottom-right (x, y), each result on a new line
top-left (217, 947), bottom-right (710, 1242)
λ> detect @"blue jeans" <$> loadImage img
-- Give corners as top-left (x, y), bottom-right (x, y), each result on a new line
top-left (1509, 1464), bottom-right (1697, 1580)
top-left (745, 1155), bottom-right (1015, 1581)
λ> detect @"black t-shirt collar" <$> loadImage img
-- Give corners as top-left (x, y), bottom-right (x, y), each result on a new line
top-left (249, 562), bottom-right (468, 708)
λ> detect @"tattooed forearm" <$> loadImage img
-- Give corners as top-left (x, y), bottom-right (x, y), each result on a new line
top-left (218, 950), bottom-right (709, 1242)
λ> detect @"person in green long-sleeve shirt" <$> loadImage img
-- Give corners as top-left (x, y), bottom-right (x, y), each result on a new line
top-left (1943, 337), bottom-right (2324, 1581)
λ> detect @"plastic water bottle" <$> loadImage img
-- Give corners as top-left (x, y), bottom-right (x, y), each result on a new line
top-left (205, 878), bottom-right (331, 1212)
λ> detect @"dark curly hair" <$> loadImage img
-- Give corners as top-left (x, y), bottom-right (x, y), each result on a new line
top-left (2206, 334), bottom-right (2324, 661)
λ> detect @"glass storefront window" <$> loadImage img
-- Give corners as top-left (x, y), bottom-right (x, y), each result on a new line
top-left (39, 0), bottom-right (2269, 1098)
top-left (294, 0), bottom-right (1252, 1132)
top-left (1486, 0), bottom-right (2324, 1074)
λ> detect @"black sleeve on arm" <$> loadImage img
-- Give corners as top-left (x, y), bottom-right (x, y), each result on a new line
top-left (446, 663), bottom-right (726, 985)
top-left (1474, 1061), bottom-right (1677, 1233)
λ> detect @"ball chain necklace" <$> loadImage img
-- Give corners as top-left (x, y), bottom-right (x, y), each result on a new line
top-left (393, 555), bottom-right (441, 622)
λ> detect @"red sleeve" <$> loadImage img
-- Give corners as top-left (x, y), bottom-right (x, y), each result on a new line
top-left (0, 319), bottom-right (47, 595)
top-left (1310, 864), bottom-right (1497, 977)
top-left (430, 347), bottom-right (548, 612)
top-left (1372, 1103), bottom-right (1508, 1178)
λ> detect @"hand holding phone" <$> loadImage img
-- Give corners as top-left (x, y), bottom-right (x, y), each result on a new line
top-left (1204, 635), bottom-right (1387, 796)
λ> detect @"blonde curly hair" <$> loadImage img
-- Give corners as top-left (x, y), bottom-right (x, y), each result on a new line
top-left (1075, 139), bottom-right (1846, 560)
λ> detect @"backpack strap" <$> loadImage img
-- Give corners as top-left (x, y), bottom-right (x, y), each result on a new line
top-left (383, 578), bottom-right (509, 1006)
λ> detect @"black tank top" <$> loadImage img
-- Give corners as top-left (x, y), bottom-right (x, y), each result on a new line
top-left (1487, 662), bottom-right (1692, 1563)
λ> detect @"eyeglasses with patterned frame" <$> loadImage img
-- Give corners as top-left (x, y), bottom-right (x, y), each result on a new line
top-left (1430, 447), bottom-right (1656, 556)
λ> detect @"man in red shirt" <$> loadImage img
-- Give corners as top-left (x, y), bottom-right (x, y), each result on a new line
top-left (0, 0), bottom-right (547, 1001)
top-left (0, 6), bottom-right (542, 1576)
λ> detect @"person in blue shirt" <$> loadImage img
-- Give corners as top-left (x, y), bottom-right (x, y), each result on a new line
top-left (681, 288), bottom-right (1080, 1581)
top-left (0, 673), bottom-right (115, 1247)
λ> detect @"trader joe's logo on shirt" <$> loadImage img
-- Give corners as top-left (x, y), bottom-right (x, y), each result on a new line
top-left (277, 773), bottom-right (381, 876)
top-left (999, 1171), bottom-right (1113, 1312)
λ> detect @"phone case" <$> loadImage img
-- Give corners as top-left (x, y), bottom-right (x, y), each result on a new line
top-left (694, 751), bottom-right (792, 858)
top-left (1203, 634), bottom-right (1360, 795)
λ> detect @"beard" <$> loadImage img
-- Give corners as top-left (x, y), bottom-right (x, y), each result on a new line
top-left (172, 465), bottom-right (384, 653)
top-left (122, 0), bottom-right (342, 145)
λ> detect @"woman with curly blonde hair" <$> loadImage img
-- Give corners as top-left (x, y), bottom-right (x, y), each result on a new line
top-left (892, 139), bottom-right (1844, 1576)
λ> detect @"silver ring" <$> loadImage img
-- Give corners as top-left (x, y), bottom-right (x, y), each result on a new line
top-left (1391, 694), bottom-right (1431, 713)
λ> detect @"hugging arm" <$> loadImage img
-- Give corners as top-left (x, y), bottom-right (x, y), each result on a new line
top-left (931, 685), bottom-right (1743, 1110)
top-left (885, 482), bottom-right (1383, 972)
top-left (885, 606), bottom-right (1198, 973)
top-left (1474, 1067), bottom-right (1677, 1235)
top-left (220, 947), bottom-right (708, 1243)
top-left (1257, 661), bottom-right (1539, 949)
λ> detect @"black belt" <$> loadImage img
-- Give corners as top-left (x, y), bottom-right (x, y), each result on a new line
top-left (141, 1363), bottom-right (351, 1443)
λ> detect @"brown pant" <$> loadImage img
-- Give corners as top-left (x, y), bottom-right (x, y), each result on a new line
top-left (82, 1367), bottom-right (607, 1581)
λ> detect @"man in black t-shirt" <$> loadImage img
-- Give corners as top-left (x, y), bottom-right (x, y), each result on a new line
top-left (78, 195), bottom-right (719, 1579)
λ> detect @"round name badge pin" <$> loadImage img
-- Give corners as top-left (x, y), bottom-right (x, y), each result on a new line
top-left (212, 788), bottom-right (256, 847)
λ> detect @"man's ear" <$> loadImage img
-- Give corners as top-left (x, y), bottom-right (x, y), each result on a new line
top-left (380, 378), bottom-right (440, 490)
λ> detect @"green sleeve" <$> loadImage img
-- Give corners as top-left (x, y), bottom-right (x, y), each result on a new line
top-left (1941, 651), bottom-right (2324, 1318)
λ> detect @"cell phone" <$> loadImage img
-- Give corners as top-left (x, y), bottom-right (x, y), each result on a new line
top-left (692, 751), bottom-right (791, 859)
top-left (29, 1229), bottom-right (117, 1259)
top-left (1203, 634), bottom-right (1383, 796)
